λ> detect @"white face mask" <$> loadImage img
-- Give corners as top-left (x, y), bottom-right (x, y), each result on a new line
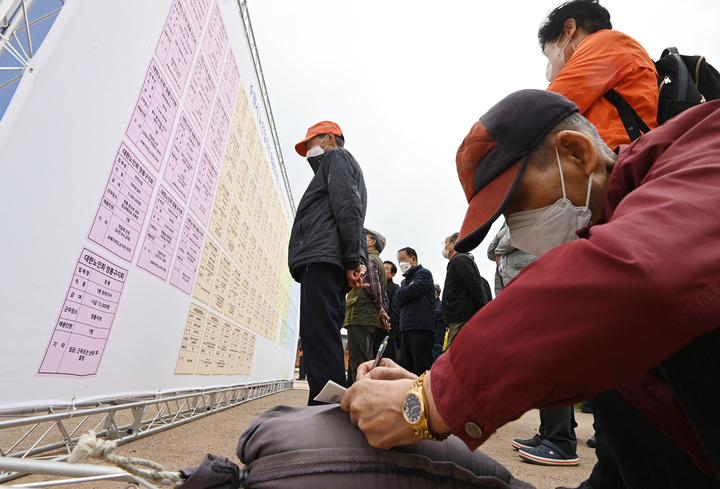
top-left (507, 147), bottom-right (593, 257)
top-left (441, 240), bottom-right (452, 259)
top-left (305, 135), bottom-right (327, 160)
top-left (545, 36), bottom-right (575, 82)
top-left (398, 261), bottom-right (412, 274)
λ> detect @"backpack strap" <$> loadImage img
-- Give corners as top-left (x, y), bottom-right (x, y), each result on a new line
top-left (603, 88), bottom-right (651, 142)
top-left (662, 47), bottom-right (693, 103)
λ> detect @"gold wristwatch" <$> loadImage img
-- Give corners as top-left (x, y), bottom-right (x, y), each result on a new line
top-left (402, 371), bottom-right (450, 441)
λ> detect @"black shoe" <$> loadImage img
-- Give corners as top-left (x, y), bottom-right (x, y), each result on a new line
top-left (580, 401), bottom-right (593, 414)
top-left (518, 440), bottom-right (580, 466)
top-left (586, 437), bottom-right (596, 448)
top-left (556, 480), bottom-right (593, 489)
top-left (511, 434), bottom-right (543, 451)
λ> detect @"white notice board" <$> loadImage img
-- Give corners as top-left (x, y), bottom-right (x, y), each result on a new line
top-left (0, 0), bottom-right (299, 410)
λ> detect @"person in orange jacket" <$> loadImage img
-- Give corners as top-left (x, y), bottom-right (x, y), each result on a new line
top-left (542, 0), bottom-right (659, 150)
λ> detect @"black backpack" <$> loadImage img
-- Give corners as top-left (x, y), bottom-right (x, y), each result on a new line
top-left (655, 47), bottom-right (720, 124)
top-left (604, 47), bottom-right (720, 142)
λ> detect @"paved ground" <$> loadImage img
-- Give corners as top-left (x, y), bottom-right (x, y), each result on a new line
top-left (10, 381), bottom-right (595, 489)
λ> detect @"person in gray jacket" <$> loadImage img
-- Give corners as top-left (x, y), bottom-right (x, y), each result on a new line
top-left (289, 121), bottom-right (368, 405)
top-left (488, 223), bottom-right (579, 466)
top-left (486, 223), bottom-right (537, 296)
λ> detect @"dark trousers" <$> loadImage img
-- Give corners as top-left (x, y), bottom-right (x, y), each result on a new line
top-left (299, 263), bottom-right (347, 405)
top-left (431, 344), bottom-right (444, 364)
top-left (587, 327), bottom-right (720, 488)
top-left (586, 415), bottom-right (625, 489)
top-left (399, 330), bottom-right (434, 376)
top-left (590, 389), bottom-right (719, 489)
top-left (538, 406), bottom-right (577, 456)
top-left (372, 331), bottom-right (395, 361)
top-left (346, 325), bottom-right (378, 384)
top-left (298, 355), bottom-right (306, 380)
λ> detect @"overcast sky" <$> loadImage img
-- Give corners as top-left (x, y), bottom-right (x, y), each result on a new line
top-left (248, 0), bottom-right (720, 292)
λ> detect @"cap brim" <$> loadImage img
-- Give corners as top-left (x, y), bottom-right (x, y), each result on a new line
top-left (455, 159), bottom-right (525, 253)
top-left (295, 135), bottom-right (317, 157)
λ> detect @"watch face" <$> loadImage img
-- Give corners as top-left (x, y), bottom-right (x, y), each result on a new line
top-left (403, 392), bottom-right (423, 425)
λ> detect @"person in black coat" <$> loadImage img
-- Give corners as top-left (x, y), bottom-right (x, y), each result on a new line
top-left (442, 232), bottom-right (491, 347)
top-left (288, 121), bottom-right (368, 405)
top-left (394, 247), bottom-right (435, 375)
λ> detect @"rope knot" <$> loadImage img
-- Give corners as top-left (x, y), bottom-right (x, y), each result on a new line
top-left (69, 430), bottom-right (183, 486)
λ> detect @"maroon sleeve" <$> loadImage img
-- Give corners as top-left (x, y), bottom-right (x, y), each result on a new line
top-left (431, 104), bottom-right (720, 449)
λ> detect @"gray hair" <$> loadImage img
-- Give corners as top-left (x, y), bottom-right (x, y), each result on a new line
top-left (364, 228), bottom-right (386, 253)
top-left (542, 112), bottom-right (617, 162)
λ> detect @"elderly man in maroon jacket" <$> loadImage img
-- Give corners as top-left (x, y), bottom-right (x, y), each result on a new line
top-left (342, 90), bottom-right (720, 488)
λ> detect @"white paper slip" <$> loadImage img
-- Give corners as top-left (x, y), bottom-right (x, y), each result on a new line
top-left (313, 380), bottom-right (347, 404)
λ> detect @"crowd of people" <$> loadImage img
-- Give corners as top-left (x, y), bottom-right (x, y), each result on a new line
top-left (286, 1), bottom-right (720, 488)
top-left (345, 237), bottom-right (493, 385)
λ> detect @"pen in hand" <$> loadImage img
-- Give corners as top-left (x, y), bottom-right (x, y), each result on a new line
top-left (371, 336), bottom-right (389, 370)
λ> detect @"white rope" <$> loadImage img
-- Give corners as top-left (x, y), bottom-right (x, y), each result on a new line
top-left (68, 431), bottom-right (184, 487)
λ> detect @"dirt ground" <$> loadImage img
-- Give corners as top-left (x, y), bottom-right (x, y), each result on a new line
top-left (8, 380), bottom-right (595, 489)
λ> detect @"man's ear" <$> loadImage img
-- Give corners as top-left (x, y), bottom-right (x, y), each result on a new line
top-left (563, 18), bottom-right (577, 39)
top-left (555, 130), bottom-right (598, 176)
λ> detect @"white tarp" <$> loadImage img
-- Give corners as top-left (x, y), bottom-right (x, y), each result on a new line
top-left (0, 0), bottom-right (299, 410)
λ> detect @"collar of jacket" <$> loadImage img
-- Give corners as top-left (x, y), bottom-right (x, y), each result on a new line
top-left (447, 252), bottom-right (474, 267)
top-left (404, 264), bottom-right (423, 278)
top-left (307, 153), bottom-right (324, 173)
top-left (306, 147), bottom-right (340, 173)
top-left (368, 249), bottom-right (380, 256)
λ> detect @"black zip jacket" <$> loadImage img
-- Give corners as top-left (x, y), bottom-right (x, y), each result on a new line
top-left (442, 253), bottom-right (491, 324)
top-left (288, 147), bottom-right (367, 281)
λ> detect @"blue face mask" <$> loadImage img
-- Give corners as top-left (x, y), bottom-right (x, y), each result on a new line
top-left (506, 147), bottom-right (593, 257)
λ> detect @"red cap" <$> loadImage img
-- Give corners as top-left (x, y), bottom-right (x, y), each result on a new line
top-left (454, 90), bottom-right (579, 252)
top-left (295, 121), bottom-right (343, 157)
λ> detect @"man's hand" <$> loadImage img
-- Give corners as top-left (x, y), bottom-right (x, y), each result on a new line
top-left (346, 264), bottom-right (369, 288)
top-left (379, 308), bottom-right (390, 331)
top-left (355, 358), bottom-right (417, 382)
top-left (344, 364), bottom-right (451, 449)
top-left (341, 377), bottom-right (418, 449)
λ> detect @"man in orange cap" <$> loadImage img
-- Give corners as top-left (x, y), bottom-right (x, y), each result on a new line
top-left (289, 121), bottom-right (368, 405)
top-left (341, 90), bottom-right (720, 487)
